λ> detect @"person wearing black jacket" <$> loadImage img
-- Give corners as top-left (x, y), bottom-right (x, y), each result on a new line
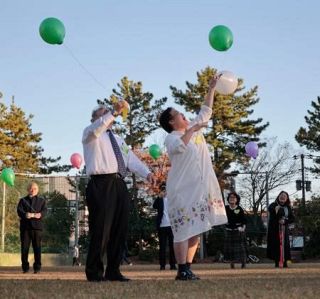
top-left (224, 192), bottom-right (247, 269)
top-left (153, 184), bottom-right (176, 270)
top-left (17, 182), bottom-right (47, 273)
top-left (267, 191), bottom-right (294, 268)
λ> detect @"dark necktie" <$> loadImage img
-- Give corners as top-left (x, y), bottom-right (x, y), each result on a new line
top-left (108, 130), bottom-right (127, 178)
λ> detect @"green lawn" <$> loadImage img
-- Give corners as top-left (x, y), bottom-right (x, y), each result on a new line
top-left (0, 263), bottom-right (319, 298)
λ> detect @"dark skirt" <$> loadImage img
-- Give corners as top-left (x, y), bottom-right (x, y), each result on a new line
top-left (224, 229), bottom-right (247, 262)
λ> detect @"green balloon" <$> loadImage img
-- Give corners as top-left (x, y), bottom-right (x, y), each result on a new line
top-left (209, 25), bottom-right (233, 51)
top-left (1, 167), bottom-right (15, 187)
top-left (149, 144), bottom-right (162, 159)
top-left (39, 17), bottom-right (66, 45)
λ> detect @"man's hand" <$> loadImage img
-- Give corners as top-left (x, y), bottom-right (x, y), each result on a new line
top-left (26, 212), bottom-right (32, 219)
top-left (113, 100), bottom-right (129, 116)
top-left (279, 219), bottom-right (285, 225)
top-left (34, 213), bottom-right (41, 219)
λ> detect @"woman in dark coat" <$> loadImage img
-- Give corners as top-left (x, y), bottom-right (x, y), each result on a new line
top-left (224, 192), bottom-right (247, 269)
top-left (267, 191), bottom-right (294, 268)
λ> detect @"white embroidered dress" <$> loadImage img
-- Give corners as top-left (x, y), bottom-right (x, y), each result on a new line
top-left (165, 105), bottom-right (227, 242)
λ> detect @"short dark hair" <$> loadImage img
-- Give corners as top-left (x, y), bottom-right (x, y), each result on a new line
top-left (160, 182), bottom-right (166, 191)
top-left (227, 192), bottom-right (241, 205)
top-left (159, 107), bottom-right (174, 133)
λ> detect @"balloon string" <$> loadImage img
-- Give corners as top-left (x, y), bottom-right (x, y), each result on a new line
top-left (63, 43), bottom-right (107, 90)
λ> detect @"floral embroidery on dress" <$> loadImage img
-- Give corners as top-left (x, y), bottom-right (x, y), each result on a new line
top-left (169, 194), bottom-right (224, 232)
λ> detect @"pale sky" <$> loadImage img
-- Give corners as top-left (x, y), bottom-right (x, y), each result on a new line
top-left (1, 0), bottom-right (319, 196)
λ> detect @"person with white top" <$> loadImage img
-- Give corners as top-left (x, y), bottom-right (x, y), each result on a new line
top-left (159, 76), bottom-right (227, 280)
top-left (153, 183), bottom-right (176, 271)
top-left (82, 100), bottom-right (153, 282)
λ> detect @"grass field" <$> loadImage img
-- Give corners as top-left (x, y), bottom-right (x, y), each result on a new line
top-left (1, 263), bottom-right (320, 298)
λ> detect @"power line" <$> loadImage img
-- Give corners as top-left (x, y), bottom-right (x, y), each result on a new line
top-left (63, 43), bottom-right (107, 91)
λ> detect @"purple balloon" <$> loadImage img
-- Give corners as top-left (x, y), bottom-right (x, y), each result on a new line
top-left (245, 141), bottom-right (259, 159)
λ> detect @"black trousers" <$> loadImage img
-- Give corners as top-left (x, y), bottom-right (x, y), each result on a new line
top-left (85, 174), bottom-right (129, 280)
top-left (20, 229), bottom-right (42, 271)
top-left (158, 226), bottom-right (176, 267)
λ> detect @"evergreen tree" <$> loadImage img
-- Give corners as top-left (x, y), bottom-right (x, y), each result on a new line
top-left (0, 100), bottom-right (42, 173)
top-left (0, 97), bottom-right (70, 174)
top-left (295, 97), bottom-right (320, 174)
top-left (170, 66), bottom-right (269, 181)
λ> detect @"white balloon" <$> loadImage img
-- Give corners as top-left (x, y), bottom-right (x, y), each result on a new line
top-left (216, 71), bottom-right (238, 95)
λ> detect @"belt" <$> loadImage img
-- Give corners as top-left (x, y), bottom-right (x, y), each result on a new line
top-left (90, 173), bottom-right (123, 179)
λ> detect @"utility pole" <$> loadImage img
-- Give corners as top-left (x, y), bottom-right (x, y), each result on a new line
top-left (1, 182), bottom-right (6, 252)
top-left (265, 172), bottom-right (270, 223)
top-left (301, 154), bottom-right (306, 209)
top-left (74, 176), bottom-right (80, 248)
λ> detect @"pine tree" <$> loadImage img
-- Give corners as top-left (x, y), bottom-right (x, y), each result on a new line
top-left (170, 66), bottom-right (269, 181)
top-left (100, 76), bottom-right (167, 148)
top-left (0, 96), bottom-right (70, 174)
top-left (0, 99), bottom-right (42, 172)
top-left (295, 97), bottom-right (320, 173)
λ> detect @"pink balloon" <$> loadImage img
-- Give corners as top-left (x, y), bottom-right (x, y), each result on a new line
top-left (245, 142), bottom-right (259, 159)
top-left (70, 153), bottom-right (83, 169)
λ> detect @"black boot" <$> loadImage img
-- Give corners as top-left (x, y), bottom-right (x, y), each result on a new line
top-left (175, 264), bottom-right (189, 280)
top-left (186, 262), bottom-right (200, 280)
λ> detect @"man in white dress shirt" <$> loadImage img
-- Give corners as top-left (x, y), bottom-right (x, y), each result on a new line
top-left (82, 101), bottom-right (153, 282)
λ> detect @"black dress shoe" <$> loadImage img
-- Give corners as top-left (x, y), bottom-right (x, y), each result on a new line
top-left (22, 270), bottom-right (29, 274)
top-left (34, 270), bottom-right (40, 274)
top-left (170, 265), bottom-right (177, 270)
top-left (160, 266), bottom-right (165, 270)
top-left (105, 273), bottom-right (130, 282)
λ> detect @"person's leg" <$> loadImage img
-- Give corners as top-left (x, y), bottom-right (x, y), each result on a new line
top-left (105, 178), bottom-right (130, 281)
top-left (174, 239), bottom-right (189, 280)
top-left (186, 236), bottom-right (200, 279)
top-left (85, 177), bottom-right (113, 281)
top-left (20, 229), bottom-right (31, 273)
top-left (32, 230), bottom-right (42, 273)
top-left (186, 235), bottom-right (199, 265)
top-left (158, 227), bottom-right (167, 270)
top-left (174, 238), bottom-right (199, 280)
top-left (168, 228), bottom-right (176, 270)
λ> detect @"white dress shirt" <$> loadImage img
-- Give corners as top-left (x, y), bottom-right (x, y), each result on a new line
top-left (82, 112), bottom-right (150, 178)
top-left (160, 197), bottom-right (171, 227)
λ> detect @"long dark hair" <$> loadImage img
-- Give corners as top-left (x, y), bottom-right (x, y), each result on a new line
top-left (275, 191), bottom-right (291, 206)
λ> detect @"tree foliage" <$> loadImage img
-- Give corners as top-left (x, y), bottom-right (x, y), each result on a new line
top-left (236, 140), bottom-right (298, 215)
top-left (42, 191), bottom-right (74, 253)
top-left (0, 96), bottom-right (70, 174)
top-left (295, 195), bottom-right (320, 258)
top-left (295, 97), bottom-right (320, 174)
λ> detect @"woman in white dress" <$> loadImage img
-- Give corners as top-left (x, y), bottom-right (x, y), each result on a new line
top-left (159, 76), bottom-right (227, 280)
